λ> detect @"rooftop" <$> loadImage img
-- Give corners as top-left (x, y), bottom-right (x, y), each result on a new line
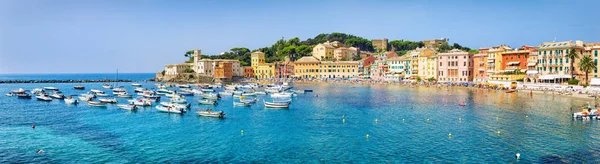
top-left (294, 56), bottom-right (321, 63)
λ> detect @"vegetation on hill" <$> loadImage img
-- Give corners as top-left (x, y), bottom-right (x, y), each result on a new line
top-left (182, 32), bottom-right (474, 66)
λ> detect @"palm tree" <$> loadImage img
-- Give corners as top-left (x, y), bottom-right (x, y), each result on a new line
top-left (579, 55), bottom-right (597, 85)
top-left (566, 49), bottom-right (579, 80)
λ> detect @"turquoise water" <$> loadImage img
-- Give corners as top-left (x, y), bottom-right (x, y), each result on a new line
top-left (1, 74), bottom-right (599, 163)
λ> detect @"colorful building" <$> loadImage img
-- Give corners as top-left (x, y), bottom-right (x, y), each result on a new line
top-left (437, 49), bottom-right (474, 82)
top-left (417, 51), bottom-right (438, 80)
top-left (293, 56), bottom-right (321, 79)
top-left (486, 45), bottom-right (512, 78)
top-left (243, 67), bottom-right (253, 78)
top-left (274, 61), bottom-right (294, 78)
top-left (488, 46), bottom-right (532, 81)
top-left (386, 55), bottom-right (411, 81)
top-left (473, 48), bottom-right (489, 83)
top-left (369, 59), bottom-right (388, 81)
top-left (535, 40), bottom-right (585, 84)
top-left (584, 42), bottom-right (600, 80)
top-left (214, 62), bottom-right (233, 81)
top-left (358, 56), bottom-right (376, 78)
top-left (251, 51), bottom-right (275, 78)
top-left (319, 61), bottom-right (359, 79)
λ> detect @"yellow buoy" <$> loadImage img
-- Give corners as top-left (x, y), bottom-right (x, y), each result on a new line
top-left (459, 118), bottom-right (462, 121)
top-left (496, 117), bottom-right (499, 121)
top-left (342, 118), bottom-right (345, 123)
top-left (375, 119), bottom-right (378, 123)
top-left (402, 119), bottom-right (405, 123)
top-left (497, 131), bottom-right (501, 135)
top-left (241, 130), bottom-right (244, 134)
top-left (426, 119), bottom-right (430, 122)
top-left (448, 133), bottom-right (452, 138)
top-left (366, 134), bottom-right (370, 139)
top-left (526, 115), bottom-right (528, 118)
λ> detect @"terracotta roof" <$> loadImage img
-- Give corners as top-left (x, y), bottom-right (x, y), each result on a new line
top-left (294, 56), bottom-right (321, 63)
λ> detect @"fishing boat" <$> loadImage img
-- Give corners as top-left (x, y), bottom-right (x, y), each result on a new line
top-left (201, 93), bottom-right (221, 99)
top-left (116, 92), bottom-right (133, 98)
top-left (88, 101), bottom-right (106, 107)
top-left (128, 99), bottom-right (153, 106)
top-left (159, 102), bottom-right (190, 109)
top-left (64, 96), bottom-right (78, 104)
top-left (6, 92), bottom-right (13, 97)
top-left (36, 94), bottom-right (53, 101)
top-left (49, 91), bottom-right (65, 99)
top-left (11, 88), bottom-right (25, 94)
top-left (117, 104), bottom-right (138, 110)
top-left (99, 98), bottom-right (118, 103)
top-left (102, 84), bottom-right (113, 89)
top-left (264, 101), bottom-right (289, 108)
top-left (44, 87), bottom-right (59, 91)
top-left (17, 93), bottom-right (32, 99)
top-left (74, 85), bottom-right (85, 90)
top-left (131, 83), bottom-right (142, 87)
top-left (234, 101), bottom-right (251, 106)
top-left (196, 109), bottom-right (225, 118)
top-left (198, 99), bottom-right (218, 105)
top-left (156, 105), bottom-right (185, 114)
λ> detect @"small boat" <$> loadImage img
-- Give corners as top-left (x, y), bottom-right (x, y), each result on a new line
top-left (102, 84), bottom-right (113, 89)
top-left (506, 89), bottom-right (516, 93)
top-left (36, 94), bottom-right (53, 101)
top-left (131, 83), bottom-right (142, 87)
top-left (264, 101), bottom-right (289, 108)
top-left (112, 87), bottom-right (126, 93)
top-left (201, 89), bottom-right (215, 92)
top-left (11, 88), bottom-right (25, 94)
top-left (6, 92), bottom-right (13, 97)
top-left (88, 101), bottom-right (106, 107)
top-left (95, 93), bottom-right (110, 97)
top-left (91, 89), bottom-right (105, 94)
top-left (134, 87), bottom-right (146, 93)
top-left (255, 91), bottom-right (267, 95)
top-left (201, 93), bottom-right (221, 99)
top-left (17, 93), bottom-right (32, 99)
top-left (177, 84), bottom-right (191, 88)
top-left (270, 92), bottom-right (294, 98)
top-left (218, 91), bottom-right (233, 96)
top-left (99, 98), bottom-right (118, 103)
top-left (160, 102), bottom-right (190, 109)
top-left (156, 89), bottom-right (171, 95)
top-left (179, 91), bottom-right (194, 96)
top-left (273, 98), bottom-right (292, 104)
top-left (234, 101), bottom-right (251, 106)
top-left (49, 91), bottom-right (65, 99)
top-left (293, 90), bottom-right (305, 94)
top-left (44, 87), bottom-right (59, 91)
top-left (198, 99), bottom-right (218, 105)
top-left (64, 96), bottom-right (78, 104)
top-left (242, 92), bottom-right (256, 96)
top-left (117, 104), bottom-right (138, 110)
top-left (240, 98), bottom-right (257, 103)
top-left (165, 93), bottom-right (177, 98)
top-left (116, 92), bottom-right (133, 98)
top-left (31, 88), bottom-right (44, 95)
top-left (574, 109), bottom-right (598, 119)
top-left (128, 99), bottom-right (153, 106)
top-left (170, 96), bottom-right (187, 104)
top-left (196, 110), bottom-right (225, 118)
top-left (74, 85), bottom-right (85, 90)
top-left (156, 105), bottom-right (185, 114)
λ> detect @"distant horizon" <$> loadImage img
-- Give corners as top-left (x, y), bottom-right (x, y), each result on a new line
top-left (2, 0), bottom-right (599, 74)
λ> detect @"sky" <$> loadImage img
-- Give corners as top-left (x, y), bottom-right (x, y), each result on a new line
top-left (1, 0), bottom-right (599, 74)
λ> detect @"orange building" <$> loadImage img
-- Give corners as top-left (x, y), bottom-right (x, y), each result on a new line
top-left (500, 46), bottom-right (532, 73)
top-left (243, 67), bottom-right (253, 78)
top-left (473, 48), bottom-right (489, 83)
top-left (214, 62), bottom-right (233, 81)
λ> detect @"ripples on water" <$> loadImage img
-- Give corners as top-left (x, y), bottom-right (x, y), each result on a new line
top-left (0, 81), bottom-right (599, 163)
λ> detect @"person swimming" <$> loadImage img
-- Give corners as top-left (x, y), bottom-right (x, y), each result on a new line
top-left (36, 148), bottom-right (44, 154)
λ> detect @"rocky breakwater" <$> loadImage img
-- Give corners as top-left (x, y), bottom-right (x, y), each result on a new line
top-left (0, 79), bottom-right (132, 84)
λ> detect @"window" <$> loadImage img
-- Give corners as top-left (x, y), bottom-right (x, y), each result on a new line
top-left (566, 58), bottom-right (569, 63)
top-left (596, 50), bottom-right (598, 57)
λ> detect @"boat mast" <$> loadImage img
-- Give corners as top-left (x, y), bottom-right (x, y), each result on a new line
top-left (115, 69), bottom-right (119, 87)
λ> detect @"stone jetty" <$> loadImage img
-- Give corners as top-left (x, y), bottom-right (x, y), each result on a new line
top-left (0, 79), bottom-right (132, 84)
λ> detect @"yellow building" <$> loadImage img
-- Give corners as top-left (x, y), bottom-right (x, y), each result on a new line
top-left (251, 51), bottom-right (265, 68)
top-left (312, 42), bottom-right (335, 61)
top-left (319, 61), bottom-right (359, 79)
top-left (486, 45), bottom-right (512, 78)
top-left (417, 52), bottom-right (438, 80)
top-left (251, 51), bottom-right (274, 78)
top-left (293, 56), bottom-right (321, 78)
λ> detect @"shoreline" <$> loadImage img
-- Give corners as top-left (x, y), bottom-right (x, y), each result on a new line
top-left (0, 79), bottom-right (134, 84)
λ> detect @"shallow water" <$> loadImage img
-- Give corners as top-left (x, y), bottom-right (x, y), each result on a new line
top-left (0, 75), bottom-right (599, 163)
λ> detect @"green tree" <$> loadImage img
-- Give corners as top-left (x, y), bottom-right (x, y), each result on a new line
top-left (579, 55), bottom-right (597, 85)
top-left (183, 68), bottom-right (195, 73)
top-left (438, 43), bottom-right (453, 53)
top-left (352, 55), bottom-right (362, 61)
top-left (184, 50), bottom-right (194, 57)
top-left (344, 37), bottom-right (374, 52)
top-left (296, 45), bottom-right (313, 57)
top-left (566, 49), bottom-right (579, 80)
top-left (468, 49), bottom-right (479, 54)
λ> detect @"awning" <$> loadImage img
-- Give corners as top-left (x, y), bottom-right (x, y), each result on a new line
top-left (504, 69), bottom-right (515, 72)
top-left (506, 61), bottom-right (521, 65)
top-left (538, 74), bottom-right (571, 80)
top-left (487, 59), bottom-right (494, 63)
top-left (527, 62), bottom-right (537, 66)
top-left (478, 68), bottom-right (485, 71)
top-left (591, 78), bottom-right (600, 86)
top-left (526, 70), bottom-right (539, 75)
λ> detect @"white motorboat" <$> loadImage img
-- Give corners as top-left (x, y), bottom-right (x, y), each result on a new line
top-left (44, 87), bottom-right (59, 91)
top-left (179, 91), bottom-right (194, 96)
top-left (17, 93), bottom-right (32, 99)
top-left (270, 92), bottom-right (294, 98)
top-left (196, 110), bottom-right (225, 118)
top-left (218, 91), bottom-right (233, 96)
top-left (88, 101), bottom-right (106, 107)
top-left (156, 105), bottom-right (185, 114)
top-left (116, 92), bottom-right (133, 98)
top-left (198, 99), bottom-right (218, 105)
top-left (131, 83), bottom-right (142, 87)
top-left (36, 94), bottom-right (53, 101)
top-left (240, 98), bottom-right (257, 103)
top-left (95, 93), bottom-right (110, 97)
top-left (573, 109), bottom-right (598, 118)
top-left (6, 92), bottom-right (14, 97)
top-left (74, 85), bottom-right (85, 90)
top-left (78, 95), bottom-right (93, 102)
top-left (112, 87), bottom-right (126, 93)
top-left (264, 101), bottom-right (289, 108)
top-left (102, 84), bottom-right (113, 89)
top-left (201, 93), bottom-right (221, 99)
top-left (177, 84), bottom-right (191, 88)
top-left (99, 98), bottom-right (118, 103)
top-left (234, 101), bottom-right (251, 106)
top-left (242, 92), bottom-right (256, 96)
top-left (134, 87), bottom-right (146, 93)
top-left (117, 104), bottom-right (138, 110)
top-left (273, 98), bottom-right (292, 104)
top-left (232, 91), bottom-right (243, 95)
top-left (11, 88), bottom-right (25, 94)
top-left (156, 89), bottom-right (171, 95)
top-left (165, 93), bottom-right (177, 98)
top-left (170, 96), bottom-right (187, 104)
top-left (128, 99), bottom-right (153, 106)
top-left (91, 89), bottom-right (105, 94)
top-left (49, 91), bottom-right (65, 99)
top-left (159, 102), bottom-right (190, 109)
top-left (265, 87), bottom-right (281, 93)
top-left (31, 88), bottom-right (44, 95)
top-left (201, 89), bottom-right (215, 92)
top-left (255, 91), bottom-right (267, 95)
top-left (64, 96), bottom-right (78, 104)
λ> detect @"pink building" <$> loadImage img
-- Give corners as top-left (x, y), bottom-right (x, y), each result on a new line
top-left (437, 49), bottom-right (474, 82)
top-left (369, 59), bottom-right (388, 81)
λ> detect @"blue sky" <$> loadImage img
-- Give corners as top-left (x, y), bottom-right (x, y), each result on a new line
top-left (1, 0), bottom-right (598, 74)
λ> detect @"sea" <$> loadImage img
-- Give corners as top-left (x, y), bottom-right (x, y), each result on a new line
top-left (0, 73), bottom-right (599, 163)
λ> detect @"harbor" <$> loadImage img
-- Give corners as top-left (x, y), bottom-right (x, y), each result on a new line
top-left (0, 73), bottom-right (598, 163)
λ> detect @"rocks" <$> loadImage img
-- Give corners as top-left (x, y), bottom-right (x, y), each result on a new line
top-left (0, 79), bottom-right (133, 84)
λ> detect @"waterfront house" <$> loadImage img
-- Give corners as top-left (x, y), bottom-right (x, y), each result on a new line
top-left (525, 49), bottom-right (539, 83)
top-left (417, 51), bottom-right (438, 80)
top-left (214, 62), bottom-right (233, 81)
top-left (358, 56), bottom-right (376, 78)
top-left (386, 55), bottom-right (411, 81)
top-left (243, 67), bottom-right (253, 78)
top-left (535, 40), bottom-right (585, 84)
top-left (293, 56), bottom-right (321, 79)
top-left (486, 45), bottom-right (512, 79)
top-left (369, 59), bottom-right (388, 81)
top-left (473, 48), bottom-right (489, 83)
top-left (437, 49), bottom-right (474, 82)
top-left (584, 42), bottom-right (600, 80)
top-left (251, 51), bottom-right (275, 79)
top-left (488, 46), bottom-right (533, 81)
top-left (319, 61), bottom-right (359, 79)
top-left (274, 60), bottom-right (294, 79)
top-left (164, 63), bottom-right (193, 77)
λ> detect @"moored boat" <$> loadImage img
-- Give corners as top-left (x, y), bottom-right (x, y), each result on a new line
top-left (196, 109), bottom-right (225, 118)
top-left (49, 91), bottom-right (65, 99)
top-left (36, 94), bottom-right (53, 101)
top-left (201, 93), bottom-right (221, 99)
top-left (177, 84), bottom-right (191, 88)
top-left (255, 91), bottom-right (267, 95)
top-left (112, 86), bottom-right (126, 93)
top-left (264, 101), bottom-right (289, 108)
top-left (102, 84), bottom-right (113, 89)
top-left (128, 98), bottom-right (153, 106)
top-left (17, 93), bottom-right (32, 99)
top-left (65, 96), bottom-right (78, 104)
top-left (134, 87), bottom-right (146, 93)
top-left (156, 105), bottom-right (185, 114)
top-left (118, 104), bottom-right (138, 110)
top-left (234, 101), bottom-right (251, 106)
top-left (99, 98), bottom-right (118, 103)
top-left (131, 83), bottom-right (142, 87)
top-left (11, 88), bottom-right (25, 94)
top-left (198, 99), bottom-right (218, 105)
top-left (240, 98), bottom-right (257, 103)
top-left (44, 87), bottom-right (59, 91)
top-left (201, 88), bottom-right (215, 92)
top-left (88, 101), bottom-right (106, 107)
top-left (74, 85), bottom-right (85, 90)
top-left (218, 91), bottom-right (233, 96)
top-left (116, 92), bottom-right (133, 98)
top-left (160, 102), bottom-right (190, 109)
top-left (6, 92), bottom-right (13, 97)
